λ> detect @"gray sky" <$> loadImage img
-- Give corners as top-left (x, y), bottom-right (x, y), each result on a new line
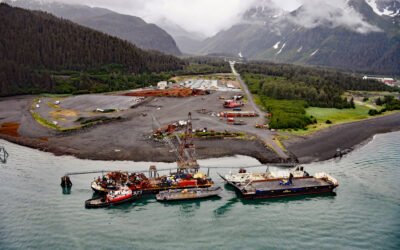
top-left (47, 0), bottom-right (379, 36)
top-left (51, 0), bottom-right (302, 36)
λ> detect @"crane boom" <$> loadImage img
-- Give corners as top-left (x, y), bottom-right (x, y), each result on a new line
top-left (151, 114), bottom-right (184, 163)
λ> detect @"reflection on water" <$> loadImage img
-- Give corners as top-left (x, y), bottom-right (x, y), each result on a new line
top-left (213, 197), bottom-right (240, 218)
top-left (239, 192), bottom-right (337, 206)
top-left (1, 132), bottom-right (400, 249)
top-left (61, 187), bottom-right (72, 195)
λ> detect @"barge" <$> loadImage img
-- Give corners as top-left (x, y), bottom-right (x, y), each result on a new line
top-left (91, 171), bottom-right (214, 195)
top-left (156, 186), bottom-right (222, 201)
top-left (229, 173), bottom-right (338, 199)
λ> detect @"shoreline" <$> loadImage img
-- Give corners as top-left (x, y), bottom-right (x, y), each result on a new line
top-left (1, 117), bottom-right (399, 165)
top-left (0, 133), bottom-right (282, 164)
top-left (1, 95), bottom-right (400, 165)
top-left (284, 112), bottom-right (400, 163)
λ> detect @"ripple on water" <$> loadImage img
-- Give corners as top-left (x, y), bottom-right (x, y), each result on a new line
top-left (1, 132), bottom-right (400, 249)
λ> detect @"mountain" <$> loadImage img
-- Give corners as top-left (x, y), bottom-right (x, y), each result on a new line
top-left (75, 13), bottom-right (181, 55)
top-left (156, 19), bottom-right (206, 55)
top-left (3, 0), bottom-right (181, 55)
top-left (0, 3), bottom-right (183, 96)
top-left (198, 0), bottom-right (400, 75)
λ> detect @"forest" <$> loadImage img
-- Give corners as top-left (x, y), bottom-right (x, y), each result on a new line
top-left (0, 4), bottom-right (184, 96)
top-left (239, 62), bottom-right (398, 129)
top-left (175, 57), bottom-right (232, 75)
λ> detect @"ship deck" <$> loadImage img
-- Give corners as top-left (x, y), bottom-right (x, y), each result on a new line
top-left (245, 177), bottom-right (331, 192)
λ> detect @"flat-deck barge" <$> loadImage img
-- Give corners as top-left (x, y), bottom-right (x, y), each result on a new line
top-left (227, 173), bottom-right (338, 199)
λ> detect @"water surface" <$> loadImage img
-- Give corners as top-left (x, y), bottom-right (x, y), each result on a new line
top-left (0, 132), bottom-right (399, 249)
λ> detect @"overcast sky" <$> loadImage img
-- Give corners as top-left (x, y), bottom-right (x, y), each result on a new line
top-left (51, 0), bottom-right (302, 36)
top-left (43, 0), bottom-right (380, 36)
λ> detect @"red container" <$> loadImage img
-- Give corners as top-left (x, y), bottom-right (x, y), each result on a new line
top-left (178, 180), bottom-right (197, 187)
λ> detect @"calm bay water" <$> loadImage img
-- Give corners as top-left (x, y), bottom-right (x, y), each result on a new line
top-left (0, 132), bottom-right (400, 250)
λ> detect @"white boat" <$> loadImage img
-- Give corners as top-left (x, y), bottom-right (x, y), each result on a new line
top-left (220, 166), bottom-right (309, 185)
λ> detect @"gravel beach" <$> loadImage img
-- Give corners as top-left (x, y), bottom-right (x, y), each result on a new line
top-left (1, 94), bottom-right (399, 164)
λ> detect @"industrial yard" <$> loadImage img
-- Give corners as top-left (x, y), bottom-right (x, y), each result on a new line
top-left (1, 74), bottom-right (400, 164)
top-left (0, 75), bottom-right (283, 163)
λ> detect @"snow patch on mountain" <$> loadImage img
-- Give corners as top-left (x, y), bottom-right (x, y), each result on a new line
top-left (277, 42), bottom-right (286, 54)
top-left (273, 41), bottom-right (281, 49)
top-left (297, 46), bottom-right (303, 53)
top-left (310, 49), bottom-right (319, 57)
top-left (366, 0), bottom-right (400, 17)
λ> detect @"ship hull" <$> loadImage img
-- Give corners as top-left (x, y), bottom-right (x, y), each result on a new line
top-left (156, 187), bottom-right (222, 201)
top-left (241, 185), bottom-right (336, 199)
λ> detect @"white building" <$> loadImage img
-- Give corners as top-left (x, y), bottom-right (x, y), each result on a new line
top-left (157, 81), bottom-right (168, 90)
top-left (363, 76), bottom-right (396, 87)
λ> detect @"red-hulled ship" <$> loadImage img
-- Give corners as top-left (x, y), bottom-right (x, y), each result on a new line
top-left (85, 186), bottom-right (142, 208)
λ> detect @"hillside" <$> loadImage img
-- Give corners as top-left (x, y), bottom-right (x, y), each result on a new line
top-left (75, 13), bottom-right (181, 55)
top-left (198, 0), bottom-right (400, 75)
top-left (3, 0), bottom-right (181, 55)
top-left (0, 4), bottom-right (184, 96)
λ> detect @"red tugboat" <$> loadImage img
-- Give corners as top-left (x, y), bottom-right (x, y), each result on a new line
top-left (85, 186), bottom-right (142, 208)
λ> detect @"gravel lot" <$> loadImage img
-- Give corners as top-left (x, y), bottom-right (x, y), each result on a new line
top-left (2, 93), bottom-right (399, 164)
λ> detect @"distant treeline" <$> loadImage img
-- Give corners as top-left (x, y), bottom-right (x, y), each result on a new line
top-left (174, 57), bottom-right (232, 75)
top-left (0, 4), bottom-right (184, 96)
top-left (239, 62), bottom-right (397, 129)
top-left (238, 62), bottom-right (395, 108)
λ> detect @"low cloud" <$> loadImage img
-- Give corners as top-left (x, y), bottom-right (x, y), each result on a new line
top-left (24, 0), bottom-right (382, 36)
top-left (288, 0), bottom-right (382, 33)
top-left (46, 0), bottom-right (301, 36)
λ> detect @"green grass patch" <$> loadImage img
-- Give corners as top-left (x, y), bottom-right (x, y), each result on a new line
top-left (76, 116), bottom-right (122, 125)
top-left (40, 93), bottom-right (72, 98)
top-left (46, 102), bottom-right (60, 109)
top-left (194, 131), bottom-right (245, 139)
top-left (288, 104), bottom-right (370, 136)
top-left (307, 105), bottom-right (370, 123)
top-left (31, 112), bottom-right (60, 130)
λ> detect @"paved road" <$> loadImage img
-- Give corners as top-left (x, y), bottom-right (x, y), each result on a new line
top-left (229, 61), bottom-right (289, 160)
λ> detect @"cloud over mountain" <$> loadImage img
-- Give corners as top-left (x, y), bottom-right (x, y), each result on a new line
top-left (288, 0), bottom-right (382, 33)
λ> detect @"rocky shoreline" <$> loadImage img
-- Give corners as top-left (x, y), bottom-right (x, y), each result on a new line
top-left (1, 95), bottom-right (400, 165)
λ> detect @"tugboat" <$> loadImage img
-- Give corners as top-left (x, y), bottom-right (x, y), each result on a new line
top-left (156, 186), bottom-right (222, 201)
top-left (85, 186), bottom-right (142, 208)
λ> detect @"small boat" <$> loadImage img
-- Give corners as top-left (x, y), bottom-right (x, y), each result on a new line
top-left (156, 186), bottom-right (222, 201)
top-left (85, 187), bottom-right (142, 208)
top-left (220, 166), bottom-right (310, 186)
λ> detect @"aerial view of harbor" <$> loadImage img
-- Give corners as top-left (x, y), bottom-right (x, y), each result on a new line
top-left (1, 0), bottom-right (400, 249)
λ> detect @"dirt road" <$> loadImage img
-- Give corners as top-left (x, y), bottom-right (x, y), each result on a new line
top-left (229, 61), bottom-right (289, 159)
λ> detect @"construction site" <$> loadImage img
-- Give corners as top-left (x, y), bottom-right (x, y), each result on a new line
top-left (2, 69), bottom-right (400, 164)
top-left (0, 73), bottom-right (286, 164)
